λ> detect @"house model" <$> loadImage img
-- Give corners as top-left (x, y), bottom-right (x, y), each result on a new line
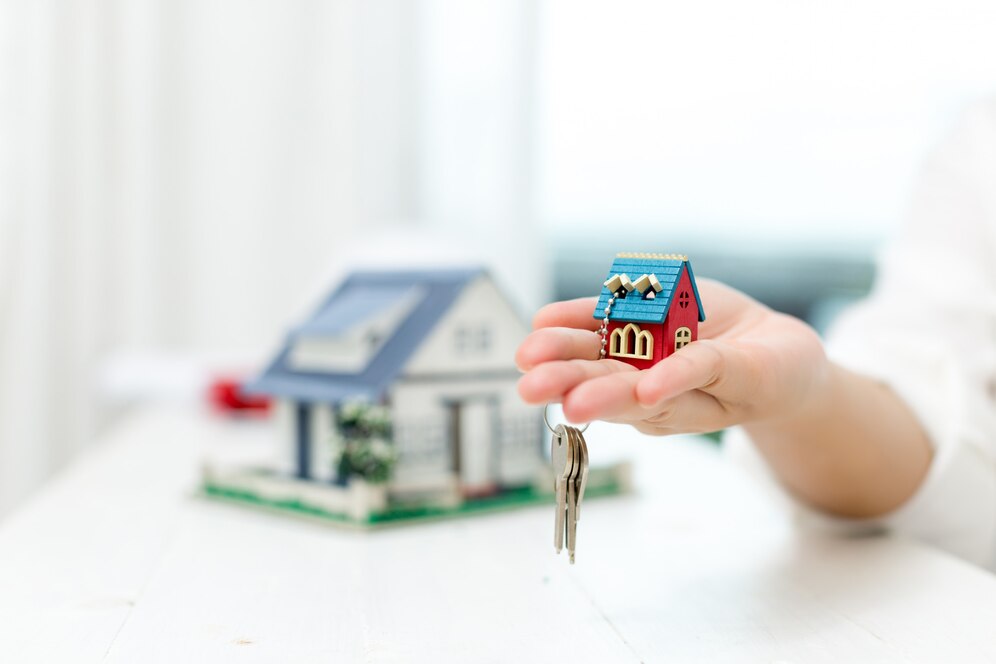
top-left (251, 268), bottom-right (541, 488)
top-left (202, 266), bottom-right (630, 527)
top-left (593, 253), bottom-right (706, 370)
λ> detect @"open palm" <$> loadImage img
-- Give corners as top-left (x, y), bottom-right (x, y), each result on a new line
top-left (516, 279), bottom-right (828, 435)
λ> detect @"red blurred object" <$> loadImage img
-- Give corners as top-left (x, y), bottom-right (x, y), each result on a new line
top-left (208, 377), bottom-right (272, 416)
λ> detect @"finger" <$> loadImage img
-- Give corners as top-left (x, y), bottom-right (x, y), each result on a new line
top-left (630, 390), bottom-right (733, 436)
top-left (635, 339), bottom-right (759, 406)
top-left (563, 369), bottom-right (734, 427)
top-left (515, 327), bottom-right (601, 370)
top-left (532, 297), bottom-right (600, 331)
top-left (561, 370), bottom-right (644, 423)
top-left (517, 358), bottom-right (634, 405)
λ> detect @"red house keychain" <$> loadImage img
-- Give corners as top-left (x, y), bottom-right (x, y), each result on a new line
top-left (593, 253), bottom-right (706, 370)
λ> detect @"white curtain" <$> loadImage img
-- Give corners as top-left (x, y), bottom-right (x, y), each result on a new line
top-left (0, 0), bottom-right (543, 517)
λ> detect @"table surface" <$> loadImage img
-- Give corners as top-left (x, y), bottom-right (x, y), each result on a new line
top-left (2, 406), bottom-right (996, 664)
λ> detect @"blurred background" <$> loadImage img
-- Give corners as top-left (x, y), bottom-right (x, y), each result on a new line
top-left (3, 0), bottom-right (996, 519)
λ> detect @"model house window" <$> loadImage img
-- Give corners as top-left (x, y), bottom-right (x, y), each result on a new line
top-left (633, 273), bottom-right (662, 300)
top-left (477, 328), bottom-right (492, 351)
top-left (679, 291), bottom-right (690, 309)
top-left (675, 326), bottom-right (691, 350)
top-left (394, 419), bottom-right (447, 464)
top-left (455, 327), bottom-right (470, 353)
top-left (456, 325), bottom-right (491, 354)
top-left (635, 330), bottom-right (651, 358)
top-left (609, 323), bottom-right (654, 360)
top-left (500, 413), bottom-right (541, 450)
top-left (609, 327), bottom-right (626, 356)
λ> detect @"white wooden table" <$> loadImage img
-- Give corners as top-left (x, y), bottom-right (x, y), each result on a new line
top-left (2, 406), bottom-right (996, 663)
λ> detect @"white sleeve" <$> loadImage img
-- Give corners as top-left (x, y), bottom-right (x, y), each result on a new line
top-left (726, 102), bottom-right (996, 570)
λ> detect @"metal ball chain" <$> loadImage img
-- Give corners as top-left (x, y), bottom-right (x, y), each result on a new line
top-left (596, 295), bottom-right (616, 358)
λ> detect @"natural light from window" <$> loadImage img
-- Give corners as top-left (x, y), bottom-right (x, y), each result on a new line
top-left (537, 0), bottom-right (996, 247)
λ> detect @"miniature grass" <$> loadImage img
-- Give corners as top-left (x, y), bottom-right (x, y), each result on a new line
top-left (202, 478), bottom-right (624, 529)
top-left (203, 483), bottom-right (353, 525)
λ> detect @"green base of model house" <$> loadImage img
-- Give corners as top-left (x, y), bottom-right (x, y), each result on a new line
top-left (201, 465), bottom-right (630, 529)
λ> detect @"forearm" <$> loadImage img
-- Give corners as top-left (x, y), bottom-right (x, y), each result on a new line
top-left (743, 362), bottom-right (933, 519)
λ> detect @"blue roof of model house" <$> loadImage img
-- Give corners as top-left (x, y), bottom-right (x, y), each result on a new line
top-left (592, 254), bottom-right (706, 324)
top-left (246, 268), bottom-right (484, 403)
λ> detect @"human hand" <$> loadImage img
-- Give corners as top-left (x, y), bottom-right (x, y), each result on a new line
top-left (515, 279), bottom-right (829, 435)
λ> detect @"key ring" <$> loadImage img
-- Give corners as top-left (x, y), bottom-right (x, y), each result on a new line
top-left (543, 404), bottom-right (590, 434)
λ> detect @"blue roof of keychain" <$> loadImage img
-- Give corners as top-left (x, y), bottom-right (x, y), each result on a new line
top-left (592, 253), bottom-right (706, 324)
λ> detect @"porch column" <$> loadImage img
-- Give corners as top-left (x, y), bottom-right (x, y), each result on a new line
top-left (295, 402), bottom-right (312, 479)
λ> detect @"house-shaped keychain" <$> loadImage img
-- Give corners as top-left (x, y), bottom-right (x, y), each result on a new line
top-left (593, 253), bottom-right (706, 370)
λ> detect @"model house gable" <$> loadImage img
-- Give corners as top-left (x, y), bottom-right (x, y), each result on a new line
top-left (402, 273), bottom-right (529, 377)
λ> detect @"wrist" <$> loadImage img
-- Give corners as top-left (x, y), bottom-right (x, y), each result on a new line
top-left (753, 321), bottom-right (835, 428)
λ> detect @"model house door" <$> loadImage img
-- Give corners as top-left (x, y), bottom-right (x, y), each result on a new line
top-left (451, 400), bottom-right (497, 496)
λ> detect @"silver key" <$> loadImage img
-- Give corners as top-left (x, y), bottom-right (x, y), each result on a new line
top-left (573, 426), bottom-right (590, 523)
top-left (566, 464), bottom-right (578, 563)
top-left (545, 404), bottom-right (592, 564)
top-left (564, 426), bottom-right (590, 564)
top-left (551, 424), bottom-right (576, 554)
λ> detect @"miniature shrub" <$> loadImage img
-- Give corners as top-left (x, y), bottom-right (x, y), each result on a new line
top-left (336, 401), bottom-right (392, 440)
top-left (336, 439), bottom-right (396, 484)
top-left (333, 402), bottom-right (397, 484)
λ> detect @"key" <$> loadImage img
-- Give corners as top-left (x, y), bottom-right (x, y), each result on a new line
top-left (551, 424), bottom-right (576, 554)
top-left (573, 426), bottom-right (590, 523)
top-left (546, 409), bottom-right (590, 564)
top-left (566, 459), bottom-right (578, 564)
top-left (564, 426), bottom-right (589, 564)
